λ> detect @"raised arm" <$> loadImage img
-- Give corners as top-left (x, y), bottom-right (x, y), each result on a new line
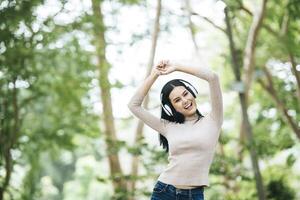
top-left (173, 64), bottom-right (223, 126)
top-left (127, 63), bottom-right (169, 135)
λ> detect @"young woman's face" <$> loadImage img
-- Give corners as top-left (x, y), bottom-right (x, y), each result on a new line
top-left (169, 86), bottom-right (197, 117)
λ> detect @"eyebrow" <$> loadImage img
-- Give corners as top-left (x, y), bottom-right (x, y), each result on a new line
top-left (172, 90), bottom-right (187, 102)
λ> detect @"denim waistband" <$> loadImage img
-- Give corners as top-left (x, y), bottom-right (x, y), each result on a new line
top-left (157, 180), bottom-right (204, 195)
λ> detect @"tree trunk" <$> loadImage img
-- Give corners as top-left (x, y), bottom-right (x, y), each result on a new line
top-left (224, 7), bottom-right (266, 200)
top-left (240, 1), bottom-right (300, 140)
top-left (0, 80), bottom-right (18, 200)
top-left (239, 93), bottom-right (266, 200)
top-left (185, 0), bottom-right (199, 52)
top-left (241, 1), bottom-right (271, 197)
top-left (242, 0), bottom-right (268, 101)
top-left (129, 0), bottom-right (162, 198)
top-left (91, 0), bottom-right (126, 195)
top-left (289, 53), bottom-right (300, 103)
top-left (0, 148), bottom-right (12, 200)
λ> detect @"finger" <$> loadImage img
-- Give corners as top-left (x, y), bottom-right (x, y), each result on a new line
top-left (156, 66), bottom-right (166, 71)
top-left (165, 60), bottom-right (169, 66)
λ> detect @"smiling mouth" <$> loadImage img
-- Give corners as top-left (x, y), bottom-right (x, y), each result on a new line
top-left (184, 102), bottom-right (192, 110)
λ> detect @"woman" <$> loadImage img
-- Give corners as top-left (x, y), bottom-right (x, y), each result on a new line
top-left (128, 60), bottom-right (223, 200)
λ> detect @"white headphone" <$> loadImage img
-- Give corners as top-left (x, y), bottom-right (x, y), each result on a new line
top-left (179, 80), bottom-right (198, 97)
top-left (161, 92), bottom-right (173, 116)
top-left (161, 80), bottom-right (198, 117)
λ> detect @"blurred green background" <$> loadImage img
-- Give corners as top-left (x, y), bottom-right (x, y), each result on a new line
top-left (0, 0), bottom-right (299, 199)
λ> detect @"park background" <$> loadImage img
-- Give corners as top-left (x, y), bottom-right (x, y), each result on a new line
top-left (0, 0), bottom-right (300, 199)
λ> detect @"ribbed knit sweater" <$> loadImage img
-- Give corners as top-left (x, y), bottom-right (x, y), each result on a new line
top-left (128, 67), bottom-right (223, 186)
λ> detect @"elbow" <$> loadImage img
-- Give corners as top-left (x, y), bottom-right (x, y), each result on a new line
top-left (127, 100), bottom-right (138, 112)
top-left (127, 101), bottom-right (133, 111)
top-left (220, 115), bottom-right (224, 126)
top-left (209, 72), bottom-right (219, 82)
top-left (212, 72), bottom-right (219, 79)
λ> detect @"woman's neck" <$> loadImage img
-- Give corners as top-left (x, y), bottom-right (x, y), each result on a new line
top-left (185, 113), bottom-right (198, 121)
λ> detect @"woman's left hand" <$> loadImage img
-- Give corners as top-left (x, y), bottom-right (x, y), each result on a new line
top-left (156, 60), bottom-right (176, 75)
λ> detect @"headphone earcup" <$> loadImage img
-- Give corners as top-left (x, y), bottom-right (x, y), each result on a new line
top-left (162, 104), bottom-right (173, 116)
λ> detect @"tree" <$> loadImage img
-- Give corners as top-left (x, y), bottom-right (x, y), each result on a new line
top-left (91, 0), bottom-right (127, 197)
top-left (128, 0), bottom-right (162, 198)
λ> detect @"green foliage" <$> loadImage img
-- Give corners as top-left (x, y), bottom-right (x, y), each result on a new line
top-left (1, 0), bottom-right (300, 199)
top-left (1, 0), bottom-right (101, 199)
top-left (267, 179), bottom-right (295, 200)
top-left (286, 153), bottom-right (296, 167)
top-left (253, 115), bottom-right (295, 158)
top-left (264, 165), bottom-right (296, 200)
top-left (287, 0), bottom-right (300, 20)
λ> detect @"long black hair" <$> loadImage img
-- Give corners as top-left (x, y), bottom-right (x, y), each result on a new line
top-left (159, 79), bottom-right (204, 153)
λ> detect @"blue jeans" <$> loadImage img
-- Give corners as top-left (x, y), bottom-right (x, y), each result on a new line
top-left (150, 181), bottom-right (205, 200)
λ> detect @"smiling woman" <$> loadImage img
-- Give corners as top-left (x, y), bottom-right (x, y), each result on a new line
top-left (161, 80), bottom-right (200, 122)
top-left (128, 60), bottom-right (223, 200)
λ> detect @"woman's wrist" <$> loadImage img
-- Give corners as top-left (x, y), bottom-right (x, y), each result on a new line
top-left (173, 63), bottom-right (181, 72)
top-left (149, 71), bottom-right (159, 79)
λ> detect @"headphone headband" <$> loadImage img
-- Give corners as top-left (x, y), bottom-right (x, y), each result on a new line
top-left (178, 80), bottom-right (198, 97)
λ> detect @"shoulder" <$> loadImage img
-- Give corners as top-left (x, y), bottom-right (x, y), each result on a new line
top-left (208, 112), bottom-right (223, 128)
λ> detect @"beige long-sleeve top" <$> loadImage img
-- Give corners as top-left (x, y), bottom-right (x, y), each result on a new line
top-left (128, 67), bottom-right (223, 186)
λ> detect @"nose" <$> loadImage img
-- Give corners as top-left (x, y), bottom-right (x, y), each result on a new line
top-left (182, 98), bottom-right (188, 105)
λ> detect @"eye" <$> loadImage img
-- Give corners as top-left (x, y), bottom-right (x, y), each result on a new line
top-left (175, 99), bottom-right (180, 103)
top-left (183, 92), bottom-right (188, 96)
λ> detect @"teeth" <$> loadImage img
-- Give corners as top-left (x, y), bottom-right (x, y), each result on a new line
top-left (185, 103), bottom-right (192, 109)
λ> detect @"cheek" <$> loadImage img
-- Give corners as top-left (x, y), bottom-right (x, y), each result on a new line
top-left (172, 103), bottom-right (182, 112)
top-left (192, 100), bottom-right (197, 108)
top-left (192, 98), bottom-right (196, 104)
top-left (174, 104), bottom-right (181, 111)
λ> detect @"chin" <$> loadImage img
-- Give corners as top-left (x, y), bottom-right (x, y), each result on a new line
top-left (186, 110), bottom-right (197, 116)
top-left (191, 108), bottom-right (197, 114)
